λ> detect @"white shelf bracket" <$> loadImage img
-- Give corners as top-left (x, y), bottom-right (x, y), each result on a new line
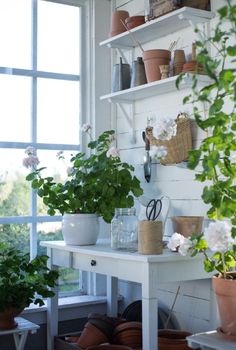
top-left (116, 48), bottom-right (129, 64)
top-left (117, 102), bottom-right (136, 144)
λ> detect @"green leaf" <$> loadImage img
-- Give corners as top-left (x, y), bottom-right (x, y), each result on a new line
top-left (227, 45), bottom-right (236, 56)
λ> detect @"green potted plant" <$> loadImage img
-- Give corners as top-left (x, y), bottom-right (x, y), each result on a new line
top-left (168, 0), bottom-right (236, 337)
top-left (0, 242), bottom-right (59, 330)
top-left (24, 128), bottom-right (143, 245)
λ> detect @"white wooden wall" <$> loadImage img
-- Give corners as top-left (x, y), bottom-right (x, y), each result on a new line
top-left (101, 0), bottom-right (228, 333)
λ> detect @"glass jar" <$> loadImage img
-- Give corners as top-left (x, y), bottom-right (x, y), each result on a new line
top-left (111, 208), bottom-right (138, 252)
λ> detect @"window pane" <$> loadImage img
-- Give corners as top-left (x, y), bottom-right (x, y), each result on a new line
top-left (36, 150), bottom-right (77, 215)
top-left (0, 224), bottom-right (30, 254)
top-left (0, 0), bottom-right (31, 69)
top-left (37, 78), bottom-right (80, 144)
top-left (0, 75), bottom-right (31, 142)
top-left (0, 149), bottom-right (31, 217)
top-left (38, 2), bottom-right (80, 74)
top-left (37, 222), bottom-right (81, 295)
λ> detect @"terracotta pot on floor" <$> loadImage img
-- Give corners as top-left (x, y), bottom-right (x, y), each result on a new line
top-left (86, 345), bottom-right (133, 350)
top-left (77, 322), bottom-right (109, 349)
top-left (158, 329), bottom-right (192, 350)
top-left (143, 49), bottom-right (171, 82)
top-left (212, 272), bottom-right (236, 337)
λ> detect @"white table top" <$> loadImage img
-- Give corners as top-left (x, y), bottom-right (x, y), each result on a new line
top-left (41, 239), bottom-right (205, 263)
top-left (0, 317), bottom-right (39, 336)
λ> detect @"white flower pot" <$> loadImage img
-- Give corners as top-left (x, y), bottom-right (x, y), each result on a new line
top-left (62, 213), bottom-right (99, 245)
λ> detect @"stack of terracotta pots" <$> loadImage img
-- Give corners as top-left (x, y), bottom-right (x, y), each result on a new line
top-left (173, 50), bottom-right (186, 76)
top-left (109, 10), bottom-right (129, 37)
top-left (143, 49), bottom-right (171, 82)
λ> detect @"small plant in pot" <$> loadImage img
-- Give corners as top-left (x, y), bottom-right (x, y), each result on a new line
top-left (0, 242), bottom-right (59, 330)
top-left (169, 0), bottom-right (236, 337)
top-left (24, 128), bottom-right (143, 245)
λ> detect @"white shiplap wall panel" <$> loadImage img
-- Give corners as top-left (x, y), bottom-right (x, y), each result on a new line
top-left (112, 0), bottom-right (223, 334)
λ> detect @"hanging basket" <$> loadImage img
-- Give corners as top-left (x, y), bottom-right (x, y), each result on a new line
top-left (146, 116), bottom-right (192, 165)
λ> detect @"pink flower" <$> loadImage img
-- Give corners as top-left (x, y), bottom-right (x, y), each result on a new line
top-left (25, 146), bottom-right (36, 156)
top-left (106, 146), bottom-right (120, 158)
top-left (23, 155), bottom-right (40, 169)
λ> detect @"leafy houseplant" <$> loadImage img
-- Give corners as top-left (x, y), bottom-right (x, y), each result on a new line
top-left (170, 0), bottom-right (236, 336)
top-left (24, 130), bottom-right (143, 224)
top-left (0, 242), bottom-right (59, 330)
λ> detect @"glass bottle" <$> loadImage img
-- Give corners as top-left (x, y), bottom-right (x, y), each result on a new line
top-left (111, 208), bottom-right (138, 252)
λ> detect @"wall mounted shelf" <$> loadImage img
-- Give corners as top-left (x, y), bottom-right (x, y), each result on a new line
top-left (100, 74), bottom-right (211, 104)
top-left (99, 7), bottom-right (214, 49)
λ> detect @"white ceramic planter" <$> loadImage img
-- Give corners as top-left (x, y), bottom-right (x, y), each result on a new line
top-left (62, 213), bottom-right (99, 245)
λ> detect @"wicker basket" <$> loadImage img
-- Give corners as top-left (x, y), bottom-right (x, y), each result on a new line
top-left (146, 116), bottom-right (192, 165)
top-left (182, 0), bottom-right (210, 11)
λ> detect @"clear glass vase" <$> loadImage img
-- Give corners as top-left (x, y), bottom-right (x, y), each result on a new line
top-left (111, 208), bottom-right (138, 252)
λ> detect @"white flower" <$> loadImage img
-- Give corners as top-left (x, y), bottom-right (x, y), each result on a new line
top-left (82, 123), bottom-right (92, 133)
top-left (149, 145), bottom-right (167, 160)
top-left (106, 146), bottom-right (120, 158)
top-left (23, 155), bottom-right (40, 169)
top-left (167, 232), bottom-right (185, 251)
top-left (25, 146), bottom-right (36, 156)
top-left (230, 152), bottom-right (236, 163)
top-left (178, 238), bottom-right (193, 256)
top-left (203, 220), bottom-right (234, 252)
top-left (153, 118), bottom-right (177, 141)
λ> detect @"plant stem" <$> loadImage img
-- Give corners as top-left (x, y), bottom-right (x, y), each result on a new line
top-left (222, 252), bottom-right (227, 279)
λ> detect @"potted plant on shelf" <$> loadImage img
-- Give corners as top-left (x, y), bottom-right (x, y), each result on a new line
top-left (0, 242), bottom-right (59, 330)
top-left (24, 128), bottom-right (143, 245)
top-left (169, 0), bottom-right (236, 337)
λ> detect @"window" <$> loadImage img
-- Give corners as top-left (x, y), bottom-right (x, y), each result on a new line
top-left (0, 0), bottom-right (84, 296)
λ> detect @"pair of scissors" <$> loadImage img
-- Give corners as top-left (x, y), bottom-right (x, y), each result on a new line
top-left (146, 199), bottom-right (162, 221)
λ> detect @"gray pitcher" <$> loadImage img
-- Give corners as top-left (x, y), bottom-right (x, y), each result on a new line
top-left (112, 57), bottom-right (131, 92)
top-left (131, 57), bottom-right (147, 88)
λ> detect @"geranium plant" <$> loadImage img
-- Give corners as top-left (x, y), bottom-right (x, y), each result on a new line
top-left (172, 0), bottom-right (236, 278)
top-left (24, 129), bottom-right (143, 223)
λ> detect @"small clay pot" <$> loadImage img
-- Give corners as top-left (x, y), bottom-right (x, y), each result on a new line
top-left (125, 16), bottom-right (145, 30)
top-left (173, 50), bottom-right (186, 64)
top-left (143, 49), bottom-right (171, 82)
top-left (171, 216), bottom-right (204, 237)
top-left (0, 308), bottom-right (23, 330)
top-left (109, 10), bottom-right (129, 37)
top-left (158, 329), bottom-right (192, 350)
top-left (77, 322), bottom-right (109, 349)
top-left (87, 313), bottom-right (125, 341)
top-left (113, 322), bottom-right (142, 348)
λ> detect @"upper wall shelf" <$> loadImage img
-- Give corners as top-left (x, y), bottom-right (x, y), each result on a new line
top-left (100, 74), bottom-right (211, 104)
top-left (99, 7), bottom-right (214, 49)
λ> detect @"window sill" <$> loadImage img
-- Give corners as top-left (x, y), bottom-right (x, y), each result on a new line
top-left (22, 295), bottom-right (112, 325)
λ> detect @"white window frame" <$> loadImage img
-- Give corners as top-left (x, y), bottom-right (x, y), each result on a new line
top-left (0, 0), bottom-right (88, 294)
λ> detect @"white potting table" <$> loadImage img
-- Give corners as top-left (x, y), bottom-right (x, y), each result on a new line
top-left (41, 239), bottom-right (212, 350)
top-left (187, 331), bottom-right (236, 350)
top-left (0, 317), bottom-right (40, 350)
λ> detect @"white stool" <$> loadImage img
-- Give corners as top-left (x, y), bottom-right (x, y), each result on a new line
top-left (0, 317), bottom-right (40, 350)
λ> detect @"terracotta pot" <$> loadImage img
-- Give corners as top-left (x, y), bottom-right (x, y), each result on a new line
top-left (171, 216), bottom-right (204, 237)
top-left (143, 49), bottom-right (171, 82)
top-left (87, 313), bottom-right (124, 341)
top-left (109, 11), bottom-right (129, 37)
top-left (0, 308), bottom-right (23, 330)
top-left (212, 272), bottom-right (236, 336)
top-left (125, 16), bottom-right (145, 30)
top-left (173, 50), bottom-right (186, 64)
top-left (113, 322), bottom-right (142, 348)
top-left (77, 322), bottom-right (109, 349)
top-left (158, 329), bottom-right (192, 350)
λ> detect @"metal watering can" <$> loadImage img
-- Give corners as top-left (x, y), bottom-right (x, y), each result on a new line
top-left (112, 57), bottom-right (131, 92)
